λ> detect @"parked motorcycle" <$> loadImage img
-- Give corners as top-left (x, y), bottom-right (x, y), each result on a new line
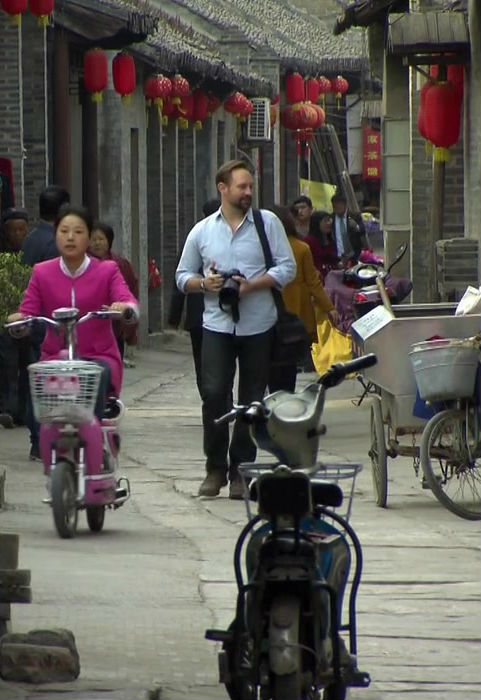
top-left (206, 353), bottom-right (376, 700)
top-left (345, 243), bottom-right (412, 320)
top-left (6, 307), bottom-right (131, 538)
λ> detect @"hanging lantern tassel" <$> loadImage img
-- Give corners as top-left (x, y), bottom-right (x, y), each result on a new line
top-left (2, 0), bottom-right (28, 25)
top-left (154, 97), bottom-right (163, 122)
top-left (433, 146), bottom-right (450, 163)
top-left (29, 0), bottom-right (53, 27)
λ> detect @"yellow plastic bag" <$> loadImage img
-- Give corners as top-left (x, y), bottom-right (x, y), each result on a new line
top-left (311, 317), bottom-right (352, 376)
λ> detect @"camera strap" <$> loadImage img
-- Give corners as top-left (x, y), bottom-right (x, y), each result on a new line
top-left (252, 209), bottom-right (286, 317)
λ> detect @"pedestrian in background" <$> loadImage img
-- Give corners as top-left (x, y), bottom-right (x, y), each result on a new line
top-left (168, 199), bottom-right (220, 396)
top-left (21, 186), bottom-right (70, 459)
top-left (89, 222), bottom-right (139, 361)
top-left (330, 192), bottom-right (366, 266)
top-left (290, 194), bottom-right (313, 239)
top-left (306, 210), bottom-right (338, 280)
top-left (176, 160), bottom-right (295, 499)
top-left (268, 206), bottom-right (337, 393)
top-left (0, 207), bottom-right (31, 428)
top-left (22, 185), bottom-right (70, 266)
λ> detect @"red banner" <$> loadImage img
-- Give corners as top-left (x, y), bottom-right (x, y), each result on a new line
top-left (362, 127), bottom-right (381, 180)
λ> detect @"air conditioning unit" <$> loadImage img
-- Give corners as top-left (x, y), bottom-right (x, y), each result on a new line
top-left (247, 98), bottom-right (271, 141)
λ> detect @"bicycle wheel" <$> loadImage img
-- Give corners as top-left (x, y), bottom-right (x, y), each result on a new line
top-left (51, 459), bottom-right (78, 538)
top-left (420, 408), bottom-right (481, 520)
top-left (369, 397), bottom-right (387, 507)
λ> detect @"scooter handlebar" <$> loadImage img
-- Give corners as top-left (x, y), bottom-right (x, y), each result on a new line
top-left (319, 353), bottom-right (377, 389)
top-left (214, 402), bottom-right (267, 426)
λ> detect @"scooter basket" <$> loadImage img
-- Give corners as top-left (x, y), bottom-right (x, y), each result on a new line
top-left (28, 360), bottom-right (103, 424)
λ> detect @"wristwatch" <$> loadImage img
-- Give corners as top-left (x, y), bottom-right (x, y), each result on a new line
top-left (200, 278), bottom-right (206, 292)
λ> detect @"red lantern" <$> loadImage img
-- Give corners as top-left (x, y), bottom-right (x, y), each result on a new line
top-left (311, 103), bottom-right (325, 128)
top-left (29, 0), bottom-right (53, 26)
top-left (193, 89), bottom-right (209, 129)
top-left (206, 95), bottom-right (221, 115)
top-left (145, 74), bottom-right (172, 110)
top-left (239, 97), bottom-right (254, 121)
top-left (83, 48), bottom-right (108, 103)
top-left (280, 105), bottom-right (299, 130)
top-left (296, 103), bottom-right (319, 130)
top-left (224, 92), bottom-right (244, 118)
top-left (175, 93), bottom-right (193, 129)
top-left (161, 97), bottom-right (175, 126)
top-left (331, 75), bottom-right (349, 109)
top-left (417, 79), bottom-right (434, 153)
top-left (424, 80), bottom-right (462, 161)
top-left (171, 74), bottom-right (190, 105)
top-left (286, 72), bottom-right (304, 105)
top-left (317, 75), bottom-right (331, 108)
top-left (305, 78), bottom-right (320, 104)
top-left (1, 0), bottom-right (27, 24)
top-left (112, 52), bottom-right (136, 104)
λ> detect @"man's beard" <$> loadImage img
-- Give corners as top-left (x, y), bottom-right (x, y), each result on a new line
top-left (233, 196), bottom-right (252, 214)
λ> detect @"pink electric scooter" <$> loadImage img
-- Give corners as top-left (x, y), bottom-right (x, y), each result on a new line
top-left (6, 307), bottom-right (131, 538)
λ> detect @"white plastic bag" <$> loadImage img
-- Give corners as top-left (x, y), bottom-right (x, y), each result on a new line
top-left (455, 286), bottom-right (481, 316)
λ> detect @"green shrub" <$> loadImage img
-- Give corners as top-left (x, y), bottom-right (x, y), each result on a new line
top-left (0, 253), bottom-right (32, 327)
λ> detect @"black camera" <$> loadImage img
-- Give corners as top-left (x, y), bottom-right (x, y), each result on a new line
top-left (215, 268), bottom-right (245, 321)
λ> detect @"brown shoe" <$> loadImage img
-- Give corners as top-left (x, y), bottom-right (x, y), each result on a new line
top-left (229, 475), bottom-right (244, 500)
top-left (198, 471), bottom-right (227, 497)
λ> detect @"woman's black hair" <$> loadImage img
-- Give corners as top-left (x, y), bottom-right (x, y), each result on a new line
top-left (92, 221), bottom-right (115, 250)
top-left (270, 205), bottom-right (299, 238)
top-left (55, 204), bottom-right (93, 234)
top-left (308, 210), bottom-right (332, 243)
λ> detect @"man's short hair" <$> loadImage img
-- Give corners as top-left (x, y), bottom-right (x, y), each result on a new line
top-left (331, 192), bottom-right (347, 205)
top-left (215, 160), bottom-right (252, 186)
top-left (39, 185), bottom-right (70, 221)
top-left (292, 195), bottom-right (312, 209)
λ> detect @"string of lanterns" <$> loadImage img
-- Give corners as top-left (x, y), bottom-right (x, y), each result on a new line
top-left (281, 72), bottom-right (349, 156)
top-left (416, 64), bottom-right (464, 162)
top-left (1, 0), bottom-right (54, 26)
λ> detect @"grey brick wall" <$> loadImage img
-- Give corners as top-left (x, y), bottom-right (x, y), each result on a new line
top-left (0, 13), bottom-right (47, 219)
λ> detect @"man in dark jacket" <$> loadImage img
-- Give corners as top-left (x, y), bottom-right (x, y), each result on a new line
top-left (21, 185), bottom-right (69, 459)
top-left (168, 199), bottom-right (220, 396)
top-left (22, 185), bottom-right (70, 266)
top-left (331, 192), bottom-right (367, 264)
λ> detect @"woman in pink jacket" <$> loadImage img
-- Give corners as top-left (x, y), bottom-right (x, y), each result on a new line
top-left (8, 205), bottom-right (139, 415)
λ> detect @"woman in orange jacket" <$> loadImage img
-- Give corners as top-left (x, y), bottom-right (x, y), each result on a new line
top-left (269, 206), bottom-right (337, 392)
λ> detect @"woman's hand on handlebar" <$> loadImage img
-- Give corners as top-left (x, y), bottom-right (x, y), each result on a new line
top-left (7, 312), bottom-right (25, 324)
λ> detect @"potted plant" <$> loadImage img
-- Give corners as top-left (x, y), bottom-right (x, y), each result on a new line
top-left (0, 253), bottom-right (31, 326)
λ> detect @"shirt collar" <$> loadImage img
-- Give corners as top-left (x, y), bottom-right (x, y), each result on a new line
top-left (60, 254), bottom-right (91, 278)
top-left (216, 207), bottom-right (254, 230)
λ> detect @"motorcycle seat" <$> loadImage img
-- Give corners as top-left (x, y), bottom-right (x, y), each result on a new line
top-left (311, 481), bottom-right (343, 508)
top-left (260, 533), bottom-right (315, 559)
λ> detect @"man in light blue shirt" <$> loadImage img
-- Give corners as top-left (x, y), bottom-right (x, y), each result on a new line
top-left (176, 160), bottom-right (296, 499)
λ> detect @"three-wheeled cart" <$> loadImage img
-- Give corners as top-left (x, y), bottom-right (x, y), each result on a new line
top-left (351, 303), bottom-right (481, 518)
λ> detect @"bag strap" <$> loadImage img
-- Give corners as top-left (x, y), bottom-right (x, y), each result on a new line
top-left (252, 209), bottom-right (285, 314)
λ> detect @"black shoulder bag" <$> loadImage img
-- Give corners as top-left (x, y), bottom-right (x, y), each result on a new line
top-left (252, 209), bottom-right (310, 367)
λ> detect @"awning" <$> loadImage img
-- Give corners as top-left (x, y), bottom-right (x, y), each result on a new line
top-left (388, 12), bottom-right (470, 57)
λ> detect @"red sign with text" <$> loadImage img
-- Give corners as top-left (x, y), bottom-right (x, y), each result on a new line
top-left (362, 127), bottom-right (381, 180)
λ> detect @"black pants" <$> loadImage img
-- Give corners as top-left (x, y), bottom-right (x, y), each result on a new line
top-left (0, 332), bottom-right (33, 423)
top-left (189, 326), bottom-right (203, 398)
top-left (268, 363), bottom-right (297, 393)
top-left (201, 327), bottom-right (273, 479)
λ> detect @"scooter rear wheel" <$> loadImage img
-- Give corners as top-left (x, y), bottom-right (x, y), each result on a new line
top-left (86, 506), bottom-right (105, 533)
top-left (51, 459), bottom-right (78, 539)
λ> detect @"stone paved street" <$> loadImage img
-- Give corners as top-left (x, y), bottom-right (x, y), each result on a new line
top-left (0, 333), bottom-right (480, 700)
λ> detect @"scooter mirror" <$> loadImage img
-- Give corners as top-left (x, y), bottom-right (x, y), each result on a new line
top-left (387, 242), bottom-right (408, 275)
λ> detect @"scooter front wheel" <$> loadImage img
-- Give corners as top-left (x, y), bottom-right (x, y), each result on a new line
top-left (86, 506), bottom-right (105, 533)
top-left (273, 671), bottom-right (302, 700)
top-left (51, 459), bottom-right (78, 539)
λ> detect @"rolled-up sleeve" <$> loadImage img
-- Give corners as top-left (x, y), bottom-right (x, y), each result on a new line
top-left (263, 211), bottom-right (297, 288)
top-left (175, 225), bottom-right (203, 293)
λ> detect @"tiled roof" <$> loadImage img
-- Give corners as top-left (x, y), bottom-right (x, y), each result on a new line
top-left (165, 0), bottom-right (368, 73)
top-left (143, 6), bottom-right (275, 95)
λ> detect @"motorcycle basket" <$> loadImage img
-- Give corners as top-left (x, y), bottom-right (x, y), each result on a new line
top-left (28, 360), bottom-right (103, 424)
